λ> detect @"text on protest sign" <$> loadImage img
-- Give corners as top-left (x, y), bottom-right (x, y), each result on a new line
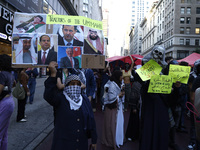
top-left (136, 59), bottom-right (162, 81)
top-left (168, 64), bottom-right (191, 84)
top-left (46, 15), bottom-right (103, 30)
top-left (148, 75), bottom-right (173, 94)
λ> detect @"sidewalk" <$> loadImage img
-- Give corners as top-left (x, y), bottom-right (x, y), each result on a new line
top-left (7, 77), bottom-right (54, 150)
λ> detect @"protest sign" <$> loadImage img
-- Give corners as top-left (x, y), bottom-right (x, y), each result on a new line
top-left (136, 59), bottom-right (162, 81)
top-left (168, 64), bottom-right (191, 84)
top-left (12, 12), bottom-right (105, 69)
top-left (148, 75), bottom-right (173, 94)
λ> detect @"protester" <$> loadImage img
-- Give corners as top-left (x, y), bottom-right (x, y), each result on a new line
top-left (189, 59), bottom-right (200, 150)
top-left (44, 62), bottom-right (97, 150)
top-left (101, 70), bottom-right (124, 150)
top-left (122, 56), bottom-right (134, 111)
top-left (125, 71), bottom-right (142, 141)
top-left (139, 45), bottom-right (169, 150)
top-left (0, 54), bottom-right (15, 150)
top-left (26, 68), bottom-right (38, 104)
top-left (82, 68), bottom-right (96, 102)
top-left (16, 68), bottom-right (29, 122)
top-left (100, 62), bottom-right (111, 110)
top-left (162, 60), bottom-right (182, 150)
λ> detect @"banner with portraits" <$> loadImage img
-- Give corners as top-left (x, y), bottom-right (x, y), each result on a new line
top-left (12, 12), bottom-right (105, 69)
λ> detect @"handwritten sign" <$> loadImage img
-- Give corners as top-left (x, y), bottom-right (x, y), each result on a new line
top-left (148, 75), bottom-right (173, 94)
top-left (46, 15), bottom-right (103, 30)
top-left (168, 64), bottom-right (191, 84)
top-left (136, 59), bottom-right (162, 81)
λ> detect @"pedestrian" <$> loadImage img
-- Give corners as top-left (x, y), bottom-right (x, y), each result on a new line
top-left (101, 70), bottom-right (124, 150)
top-left (44, 62), bottom-right (97, 150)
top-left (122, 56), bottom-right (134, 111)
top-left (26, 68), bottom-right (38, 104)
top-left (0, 54), bottom-right (15, 150)
top-left (16, 68), bottom-right (29, 122)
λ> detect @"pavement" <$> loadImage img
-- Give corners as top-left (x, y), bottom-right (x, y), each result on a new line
top-left (7, 77), bottom-right (54, 150)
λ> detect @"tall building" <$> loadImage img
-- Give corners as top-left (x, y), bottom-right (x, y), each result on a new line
top-left (140, 0), bottom-right (200, 59)
top-left (131, 0), bottom-right (151, 28)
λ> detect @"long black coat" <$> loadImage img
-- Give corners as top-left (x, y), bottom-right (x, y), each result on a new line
top-left (139, 81), bottom-right (169, 150)
top-left (44, 77), bottom-right (97, 150)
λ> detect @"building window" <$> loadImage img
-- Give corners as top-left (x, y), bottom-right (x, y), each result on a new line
top-left (186, 27), bottom-right (191, 34)
top-left (180, 39), bottom-right (184, 45)
top-left (197, 0), bottom-right (200, 4)
top-left (177, 51), bottom-right (189, 59)
top-left (181, 0), bottom-right (185, 3)
top-left (43, 0), bottom-right (48, 14)
top-left (197, 7), bottom-right (200, 14)
top-left (180, 17), bottom-right (185, 23)
top-left (197, 18), bottom-right (200, 24)
top-left (187, 7), bottom-right (191, 14)
top-left (195, 39), bottom-right (199, 45)
top-left (186, 39), bottom-right (190, 45)
top-left (180, 27), bottom-right (185, 34)
top-left (186, 17), bottom-right (191, 24)
top-left (181, 7), bottom-right (185, 14)
top-left (196, 28), bottom-right (200, 34)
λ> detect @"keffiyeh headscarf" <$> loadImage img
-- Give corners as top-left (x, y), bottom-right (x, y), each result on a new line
top-left (63, 75), bottom-right (83, 110)
top-left (14, 34), bottom-right (37, 64)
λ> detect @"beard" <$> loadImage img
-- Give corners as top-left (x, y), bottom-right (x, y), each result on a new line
top-left (89, 34), bottom-right (98, 40)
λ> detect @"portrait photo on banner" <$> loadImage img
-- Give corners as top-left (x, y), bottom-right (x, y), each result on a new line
top-left (37, 34), bottom-right (58, 65)
top-left (12, 33), bottom-right (37, 64)
top-left (83, 26), bottom-right (104, 55)
top-left (13, 12), bottom-right (46, 34)
top-left (58, 46), bottom-right (82, 69)
top-left (47, 24), bottom-right (84, 47)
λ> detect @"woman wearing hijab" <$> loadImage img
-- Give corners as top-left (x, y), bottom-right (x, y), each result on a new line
top-left (0, 54), bottom-right (15, 150)
top-left (44, 61), bottom-right (97, 150)
top-left (101, 70), bottom-right (125, 150)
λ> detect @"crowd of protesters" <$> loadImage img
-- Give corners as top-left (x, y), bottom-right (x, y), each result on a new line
top-left (1, 44), bottom-right (200, 150)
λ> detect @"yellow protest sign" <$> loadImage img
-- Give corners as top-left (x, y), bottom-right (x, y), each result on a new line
top-left (46, 15), bottom-right (103, 30)
top-left (148, 75), bottom-right (173, 94)
top-left (168, 64), bottom-right (191, 84)
top-left (136, 59), bottom-right (162, 81)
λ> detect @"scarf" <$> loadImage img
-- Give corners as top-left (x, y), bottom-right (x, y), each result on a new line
top-left (63, 85), bottom-right (83, 110)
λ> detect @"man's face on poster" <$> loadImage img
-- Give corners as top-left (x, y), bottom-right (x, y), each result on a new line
top-left (23, 39), bottom-right (31, 51)
top-left (62, 25), bottom-right (77, 42)
top-left (89, 30), bottom-right (98, 40)
top-left (66, 48), bottom-right (73, 57)
top-left (40, 35), bottom-right (50, 51)
top-left (34, 16), bottom-right (42, 24)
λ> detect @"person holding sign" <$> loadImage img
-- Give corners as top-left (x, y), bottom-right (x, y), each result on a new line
top-left (38, 35), bottom-right (57, 65)
top-left (122, 56), bottom-right (134, 111)
top-left (58, 25), bottom-right (83, 46)
top-left (44, 62), bottom-right (97, 150)
top-left (139, 45), bottom-right (169, 150)
top-left (59, 47), bottom-right (79, 68)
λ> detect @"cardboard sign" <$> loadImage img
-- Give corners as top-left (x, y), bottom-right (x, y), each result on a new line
top-left (12, 12), bottom-right (105, 68)
top-left (168, 64), bottom-right (191, 84)
top-left (136, 59), bottom-right (162, 81)
top-left (148, 75), bottom-right (173, 94)
top-left (81, 55), bottom-right (105, 69)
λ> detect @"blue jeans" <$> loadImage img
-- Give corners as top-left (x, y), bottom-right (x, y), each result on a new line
top-left (27, 78), bottom-right (36, 103)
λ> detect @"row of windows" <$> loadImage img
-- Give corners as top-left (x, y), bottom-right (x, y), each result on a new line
top-left (180, 7), bottom-right (191, 14)
top-left (179, 27), bottom-right (200, 34)
top-left (181, 0), bottom-right (200, 3)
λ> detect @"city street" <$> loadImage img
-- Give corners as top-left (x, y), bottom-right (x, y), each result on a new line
top-left (7, 77), bottom-right (192, 150)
